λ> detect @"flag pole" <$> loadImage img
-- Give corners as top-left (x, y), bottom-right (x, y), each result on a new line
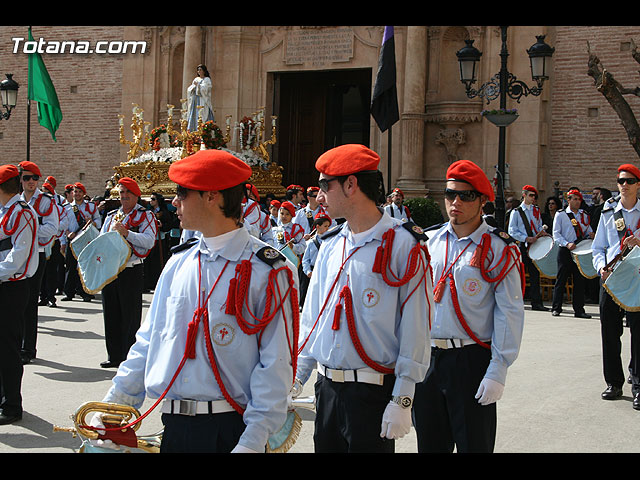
top-left (26, 26), bottom-right (31, 162)
top-left (387, 126), bottom-right (392, 195)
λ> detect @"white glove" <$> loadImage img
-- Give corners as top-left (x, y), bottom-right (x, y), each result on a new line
top-left (475, 378), bottom-right (505, 406)
top-left (231, 444), bottom-right (260, 453)
top-left (88, 412), bottom-right (120, 450)
top-left (379, 401), bottom-right (412, 440)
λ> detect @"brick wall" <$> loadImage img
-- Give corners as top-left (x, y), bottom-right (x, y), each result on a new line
top-left (548, 26), bottom-right (640, 198)
top-left (0, 26), bottom-right (124, 198)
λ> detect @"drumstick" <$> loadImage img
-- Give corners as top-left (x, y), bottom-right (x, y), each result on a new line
top-left (604, 245), bottom-right (630, 272)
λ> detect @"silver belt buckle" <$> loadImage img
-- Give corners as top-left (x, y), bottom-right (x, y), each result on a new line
top-left (331, 369), bottom-right (345, 383)
top-left (178, 400), bottom-right (198, 416)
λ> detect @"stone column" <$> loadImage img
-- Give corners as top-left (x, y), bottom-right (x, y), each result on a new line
top-left (182, 26), bottom-right (203, 99)
top-left (397, 26), bottom-right (428, 196)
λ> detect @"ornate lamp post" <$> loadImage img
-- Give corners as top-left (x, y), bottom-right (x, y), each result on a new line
top-left (456, 26), bottom-right (554, 227)
top-left (0, 74), bottom-right (19, 120)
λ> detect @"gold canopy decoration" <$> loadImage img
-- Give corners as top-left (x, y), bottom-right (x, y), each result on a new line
top-left (110, 103), bottom-right (285, 199)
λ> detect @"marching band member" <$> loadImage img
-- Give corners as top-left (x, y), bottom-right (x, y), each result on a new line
top-left (285, 184), bottom-right (304, 211)
top-left (273, 201), bottom-right (306, 257)
top-left (72, 182), bottom-right (102, 229)
top-left (551, 189), bottom-right (593, 318)
top-left (384, 187), bottom-right (411, 222)
top-left (18, 161), bottom-right (59, 364)
top-left (0, 165), bottom-right (38, 424)
top-left (268, 199), bottom-right (280, 227)
top-left (300, 213), bottom-right (331, 306)
top-left (592, 164), bottom-right (640, 408)
top-left (413, 160), bottom-right (525, 453)
top-left (294, 186), bottom-right (328, 238)
top-left (98, 177), bottom-right (156, 369)
top-left (93, 149), bottom-right (299, 453)
top-left (507, 184), bottom-right (550, 311)
top-left (295, 144), bottom-right (432, 453)
top-left (242, 183), bottom-right (275, 247)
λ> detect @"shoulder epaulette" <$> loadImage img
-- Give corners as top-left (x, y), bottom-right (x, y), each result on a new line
top-left (425, 222), bottom-right (445, 232)
top-left (401, 221), bottom-right (429, 242)
top-left (320, 221), bottom-right (345, 240)
top-left (491, 226), bottom-right (517, 244)
top-left (16, 200), bottom-right (30, 209)
top-left (169, 237), bottom-right (198, 255)
top-left (602, 196), bottom-right (618, 213)
top-left (256, 245), bottom-right (285, 266)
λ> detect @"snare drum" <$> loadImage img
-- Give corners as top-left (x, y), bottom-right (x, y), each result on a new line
top-left (528, 236), bottom-right (558, 278)
top-left (77, 231), bottom-right (132, 294)
top-left (571, 239), bottom-right (598, 279)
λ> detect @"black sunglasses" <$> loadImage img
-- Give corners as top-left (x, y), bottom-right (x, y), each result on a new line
top-left (318, 177), bottom-right (340, 192)
top-left (444, 188), bottom-right (481, 202)
top-left (22, 174), bottom-right (40, 182)
top-left (617, 177), bottom-right (638, 185)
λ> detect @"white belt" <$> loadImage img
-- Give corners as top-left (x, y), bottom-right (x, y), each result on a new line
top-left (319, 365), bottom-right (387, 385)
top-left (161, 399), bottom-right (235, 416)
top-left (431, 338), bottom-right (486, 349)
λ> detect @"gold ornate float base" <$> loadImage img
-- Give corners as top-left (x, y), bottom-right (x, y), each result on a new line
top-left (110, 160), bottom-right (285, 199)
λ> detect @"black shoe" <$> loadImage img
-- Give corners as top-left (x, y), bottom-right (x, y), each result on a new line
top-left (48, 300), bottom-right (57, 308)
top-left (551, 310), bottom-right (561, 317)
top-left (60, 296), bottom-right (74, 301)
top-left (532, 304), bottom-right (550, 311)
top-left (81, 295), bottom-right (93, 302)
top-left (0, 412), bottom-right (22, 425)
top-left (602, 385), bottom-right (623, 400)
top-left (575, 312), bottom-right (592, 319)
top-left (37, 299), bottom-right (48, 306)
top-left (100, 360), bottom-right (121, 368)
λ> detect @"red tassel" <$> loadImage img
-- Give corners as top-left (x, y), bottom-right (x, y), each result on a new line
top-left (185, 315), bottom-right (199, 359)
top-left (332, 303), bottom-right (342, 330)
top-left (434, 278), bottom-right (445, 303)
top-left (469, 243), bottom-right (483, 268)
top-left (225, 278), bottom-right (237, 314)
top-left (372, 246), bottom-right (383, 273)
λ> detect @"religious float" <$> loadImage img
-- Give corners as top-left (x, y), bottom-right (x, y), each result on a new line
top-left (108, 100), bottom-right (285, 199)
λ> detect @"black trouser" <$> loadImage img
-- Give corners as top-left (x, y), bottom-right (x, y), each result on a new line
top-left (160, 411), bottom-right (247, 453)
top-left (63, 247), bottom-right (89, 299)
top-left (101, 263), bottom-right (143, 364)
top-left (552, 246), bottom-right (586, 314)
top-left (0, 279), bottom-right (29, 416)
top-left (522, 247), bottom-right (542, 306)
top-left (40, 239), bottom-right (62, 303)
top-left (413, 344), bottom-right (496, 453)
top-left (600, 284), bottom-right (640, 394)
top-left (313, 371), bottom-right (395, 453)
top-left (22, 252), bottom-right (46, 360)
top-left (298, 264), bottom-right (310, 307)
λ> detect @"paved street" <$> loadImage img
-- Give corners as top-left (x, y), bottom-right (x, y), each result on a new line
top-left (1, 293), bottom-right (638, 453)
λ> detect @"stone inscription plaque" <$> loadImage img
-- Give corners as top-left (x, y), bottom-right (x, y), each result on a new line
top-left (284, 27), bottom-right (354, 66)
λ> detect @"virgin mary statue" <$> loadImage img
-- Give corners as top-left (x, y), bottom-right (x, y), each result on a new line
top-left (186, 64), bottom-right (214, 131)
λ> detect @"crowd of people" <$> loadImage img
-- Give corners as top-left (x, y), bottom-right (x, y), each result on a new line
top-left (0, 147), bottom-right (639, 454)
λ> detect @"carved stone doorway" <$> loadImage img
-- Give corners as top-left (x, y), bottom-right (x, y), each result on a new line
top-left (273, 68), bottom-right (372, 191)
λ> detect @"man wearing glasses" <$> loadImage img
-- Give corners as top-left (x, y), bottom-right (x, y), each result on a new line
top-left (508, 184), bottom-right (550, 311)
top-left (412, 159), bottom-right (525, 453)
top-left (18, 161), bottom-right (59, 364)
top-left (592, 164), bottom-right (640, 408)
top-left (294, 186), bottom-right (329, 238)
top-left (294, 144), bottom-right (432, 453)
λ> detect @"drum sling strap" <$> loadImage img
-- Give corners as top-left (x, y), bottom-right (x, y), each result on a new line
top-left (566, 212), bottom-right (584, 244)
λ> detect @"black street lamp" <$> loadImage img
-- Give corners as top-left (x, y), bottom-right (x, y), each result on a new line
top-left (456, 26), bottom-right (554, 227)
top-left (0, 74), bottom-right (19, 120)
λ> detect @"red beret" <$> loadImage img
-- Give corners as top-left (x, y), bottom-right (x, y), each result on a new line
top-left (19, 161), bottom-right (42, 177)
top-left (46, 176), bottom-right (56, 187)
top-left (618, 163), bottom-right (640, 180)
top-left (245, 183), bottom-right (260, 202)
top-left (65, 184), bottom-right (74, 191)
top-left (74, 182), bottom-right (86, 194)
top-left (315, 144), bottom-right (380, 176)
top-left (307, 186), bottom-right (320, 194)
top-left (567, 188), bottom-right (582, 200)
top-left (446, 160), bottom-right (495, 202)
top-left (168, 149), bottom-right (252, 191)
top-left (118, 177), bottom-right (141, 197)
top-left (0, 165), bottom-right (19, 184)
top-left (314, 212), bottom-right (331, 222)
top-left (522, 185), bottom-right (539, 196)
top-left (42, 182), bottom-right (55, 194)
top-left (280, 201), bottom-right (296, 217)
top-left (392, 188), bottom-right (404, 198)
top-left (270, 200), bottom-right (281, 208)
top-left (287, 184), bottom-right (303, 192)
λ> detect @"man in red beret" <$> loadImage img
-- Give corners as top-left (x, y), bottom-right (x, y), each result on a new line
top-left (93, 149), bottom-right (299, 453)
top-left (18, 161), bottom-right (59, 364)
top-left (384, 187), bottom-right (411, 222)
top-left (294, 186), bottom-right (328, 239)
top-left (592, 164), bottom-right (640, 408)
top-left (507, 183), bottom-right (550, 312)
top-left (550, 188), bottom-right (594, 319)
top-left (95, 177), bottom-right (157, 369)
top-left (61, 181), bottom-right (102, 302)
top-left (0, 164), bottom-right (39, 424)
top-left (412, 159), bottom-right (525, 453)
top-left (294, 144), bottom-right (432, 453)
top-left (285, 184), bottom-right (305, 212)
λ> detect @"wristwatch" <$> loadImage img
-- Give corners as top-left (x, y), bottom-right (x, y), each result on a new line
top-left (391, 395), bottom-right (413, 409)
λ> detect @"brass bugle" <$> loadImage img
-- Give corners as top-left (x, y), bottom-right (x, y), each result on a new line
top-left (53, 401), bottom-right (162, 453)
top-left (290, 395), bottom-right (316, 411)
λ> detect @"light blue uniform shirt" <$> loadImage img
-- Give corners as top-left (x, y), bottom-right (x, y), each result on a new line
top-left (296, 211), bottom-right (432, 399)
top-left (552, 207), bottom-right (593, 247)
top-left (592, 197), bottom-right (640, 273)
top-left (428, 221), bottom-right (524, 386)
top-left (301, 237), bottom-right (321, 275)
top-left (0, 194), bottom-right (39, 281)
top-left (103, 227), bottom-right (298, 452)
top-left (101, 204), bottom-right (157, 268)
top-left (508, 203), bottom-right (544, 244)
top-left (22, 189), bottom-right (59, 253)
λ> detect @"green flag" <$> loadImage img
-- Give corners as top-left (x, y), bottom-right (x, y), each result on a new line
top-left (27, 27), bottom-right (62, 141)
